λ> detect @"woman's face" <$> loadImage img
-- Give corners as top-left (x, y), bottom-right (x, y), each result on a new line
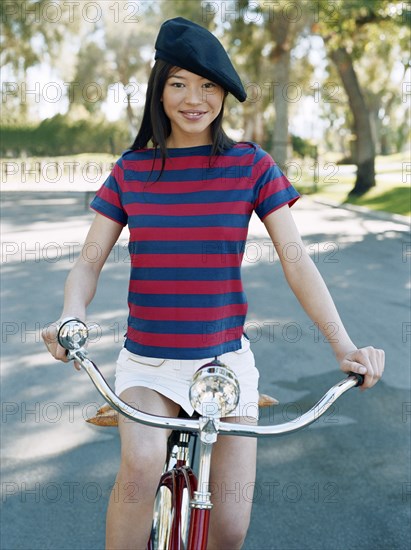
top-left (161, 68), bottom-right (225, 147)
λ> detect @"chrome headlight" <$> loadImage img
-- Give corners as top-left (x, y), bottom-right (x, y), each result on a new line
top-left (189, 360), bottom-right (240, 418)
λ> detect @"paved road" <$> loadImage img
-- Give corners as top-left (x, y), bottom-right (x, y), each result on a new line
top-left (1, 192), bottom-right (410, 549)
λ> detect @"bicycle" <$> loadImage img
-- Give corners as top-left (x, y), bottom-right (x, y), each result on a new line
top-left (57, 318), bottom-right (364, 550)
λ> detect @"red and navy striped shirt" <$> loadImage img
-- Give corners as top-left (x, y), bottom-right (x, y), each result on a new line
top-left (90, 142), bottom-right (299, 359)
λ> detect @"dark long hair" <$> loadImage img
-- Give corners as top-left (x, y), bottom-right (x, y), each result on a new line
top-left (131, 60), bottom-right (236, 178)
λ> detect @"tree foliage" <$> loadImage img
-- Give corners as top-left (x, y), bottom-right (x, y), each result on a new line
top-left (1, 0), bottom-right (408, 173)
top-left (312, 0), bottom-right (410, 194)
top-left (1, 0), bottom-right (70, 73)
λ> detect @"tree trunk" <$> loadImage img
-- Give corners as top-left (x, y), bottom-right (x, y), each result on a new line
top-left (267, 7), bottom-right (307, 169)
top-left (329, 46), bottom-right (375, 196)
top-left (242, 108), bottom-right (255, 141)
top-left (270, 48), bottom-right (291, 169)
top-left (242, 97), bottom-right (264, 143)
top-left (125, 91), bottom-right (138, 139)
top-left (268, 11), bottom-right (292, 169)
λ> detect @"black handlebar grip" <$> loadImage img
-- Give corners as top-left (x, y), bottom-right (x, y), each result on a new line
top-left (349, 372), bottom-right (364, 387)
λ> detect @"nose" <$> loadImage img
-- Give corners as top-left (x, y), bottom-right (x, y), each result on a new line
top-left (184, 86), bottom-right (204, 105)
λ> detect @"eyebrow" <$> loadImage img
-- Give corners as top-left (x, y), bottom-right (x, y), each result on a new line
top-left (167, 74), bottom-right (213, 82)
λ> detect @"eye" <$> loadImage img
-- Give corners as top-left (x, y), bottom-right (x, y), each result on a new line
top-left (203, 82), bottom-right (217, 89)
top-left (170, 81), bottom-right (185, 88)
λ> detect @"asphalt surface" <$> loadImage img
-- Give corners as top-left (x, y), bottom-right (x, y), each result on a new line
top-left (1, 191), bottom-right (410, 550)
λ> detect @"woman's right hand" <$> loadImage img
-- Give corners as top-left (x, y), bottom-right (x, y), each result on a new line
top-left (42, 319), bottom-right (82, 370)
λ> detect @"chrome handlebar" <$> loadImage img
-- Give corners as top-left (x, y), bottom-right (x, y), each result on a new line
top-left (57, 318), bottom-right (363, 438)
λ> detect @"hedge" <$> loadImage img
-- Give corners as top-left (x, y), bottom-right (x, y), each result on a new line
top-left (0, 115), bottom-right (131, 157)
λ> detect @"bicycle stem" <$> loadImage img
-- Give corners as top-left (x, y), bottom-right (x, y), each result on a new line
top-left (185, 419), bottom-right (219, 550)
top-left (191, 443), bottom-right (214, 510)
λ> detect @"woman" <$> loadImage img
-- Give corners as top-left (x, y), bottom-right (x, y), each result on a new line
top-left (43, 17), bottom-right (384, 550)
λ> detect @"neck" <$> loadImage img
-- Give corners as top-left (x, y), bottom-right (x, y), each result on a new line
top-left (166, 131), bottom-right (212, 149)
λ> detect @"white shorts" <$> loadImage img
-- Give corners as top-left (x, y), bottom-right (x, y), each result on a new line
top-left (115, 336), bottom-right (260, 420)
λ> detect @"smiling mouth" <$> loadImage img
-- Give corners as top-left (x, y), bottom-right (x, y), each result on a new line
top-left (180, 111), bottom-right (208, 120)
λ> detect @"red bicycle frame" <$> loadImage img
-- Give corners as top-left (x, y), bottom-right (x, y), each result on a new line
top-left (187, 508), bottom-right (210, 550)
top-left (147, 422), bottom-right (217, 550)
top-left (147, 461), bottom-right (199, 549)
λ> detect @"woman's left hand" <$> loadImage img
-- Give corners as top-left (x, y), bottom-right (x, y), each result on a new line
top-left (340, 346), bottom-right (385, 390)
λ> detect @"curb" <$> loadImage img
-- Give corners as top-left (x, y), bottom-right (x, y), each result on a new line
top-left (310, 197), bottom-right (410, 226)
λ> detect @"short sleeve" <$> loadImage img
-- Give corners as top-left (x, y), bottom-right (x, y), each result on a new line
top-left (252, 148), bottom-right (300, 220)
top-left (90, 159), bottom-right (128, 226)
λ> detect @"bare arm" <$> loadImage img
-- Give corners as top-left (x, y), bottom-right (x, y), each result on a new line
top-left (263, 205), bottom-right (384, 389)
top-left (42, 213), bottom-right (124, 362)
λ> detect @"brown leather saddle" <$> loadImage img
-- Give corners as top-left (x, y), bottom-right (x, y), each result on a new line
top-left (86, 393), bottom-right (279, 427)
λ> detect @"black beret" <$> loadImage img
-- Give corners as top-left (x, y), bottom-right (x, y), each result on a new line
top-left (155, 17), bottom-right (247, 102)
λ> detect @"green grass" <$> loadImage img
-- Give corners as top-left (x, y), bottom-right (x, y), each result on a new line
top-left (347, 186), bottom-right (410, 215)
top-left (299, 152), bottom-right (410, 217)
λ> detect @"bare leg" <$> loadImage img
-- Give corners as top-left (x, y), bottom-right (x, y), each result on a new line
top-left (105, 387), bottom-right (180, 550)
top-left (207, 417), bottom-right (258, 550)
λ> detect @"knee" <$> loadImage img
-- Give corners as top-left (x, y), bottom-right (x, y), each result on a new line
top-left (208, 520), bottom-right (250, 550)
top-left (119, 443), bottom-right (166, 486)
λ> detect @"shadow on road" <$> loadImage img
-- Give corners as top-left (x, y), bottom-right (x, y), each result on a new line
top-left (1, 192), bottom-right (410, 549)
